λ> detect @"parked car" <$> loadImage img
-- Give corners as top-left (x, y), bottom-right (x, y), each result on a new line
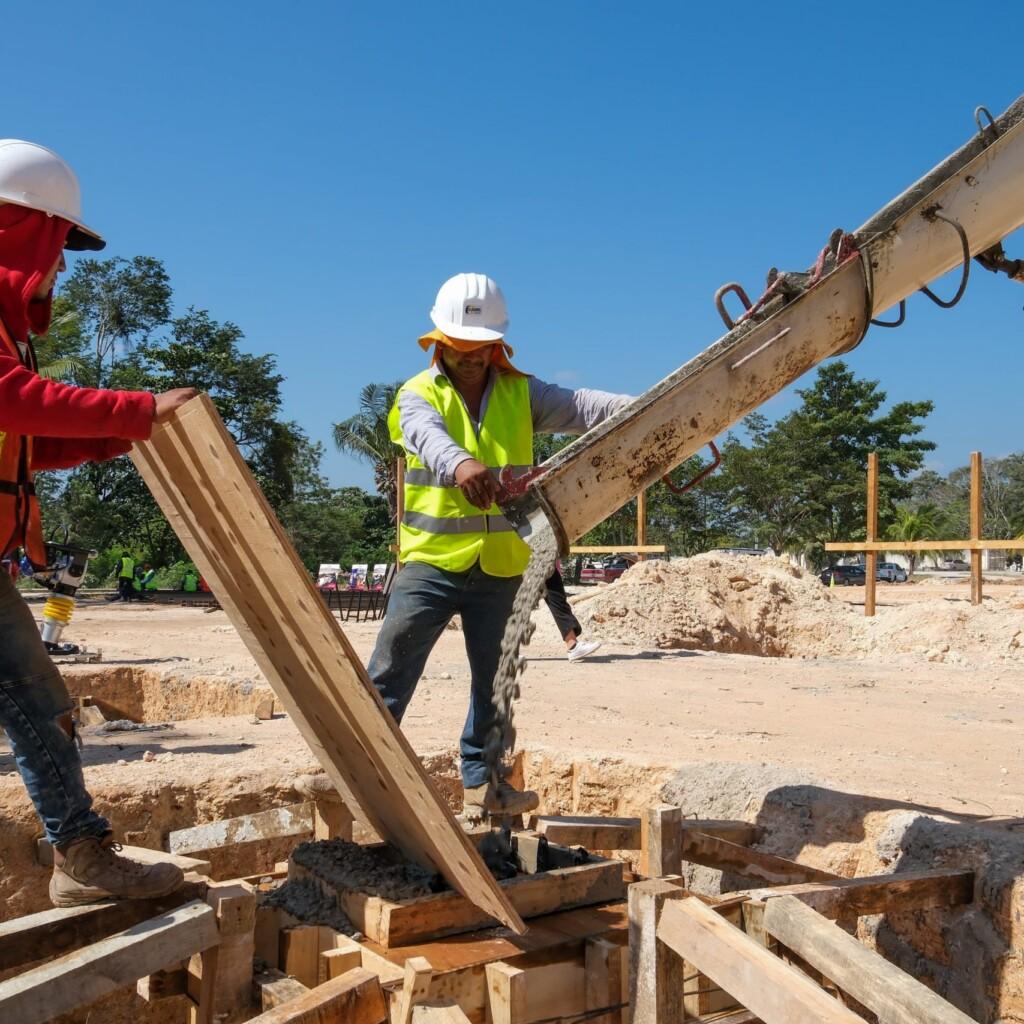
top-left (819, 564), bottom-right (867, 586)
top-left (580, 556), bottom-right (635, 584)
top-left (876, 562), bottom-right (908, 583)
top-left (940, 558), bottom-right (970, 571)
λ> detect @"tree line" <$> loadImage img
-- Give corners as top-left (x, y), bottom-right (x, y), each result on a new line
top-left (33, 253), bottom-right (1015, 584)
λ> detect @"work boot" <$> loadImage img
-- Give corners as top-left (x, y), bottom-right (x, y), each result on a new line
top-left (50, 837), bottom-right (185, 908)
top-left (459, 780), bottom-right (540, 826)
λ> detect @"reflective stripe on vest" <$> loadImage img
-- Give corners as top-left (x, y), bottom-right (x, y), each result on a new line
top-left (390, 369), bottom-right (532, 577)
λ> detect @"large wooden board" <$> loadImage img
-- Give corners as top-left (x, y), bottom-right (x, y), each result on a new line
top-left (132, 395), bottom-right (523, 934)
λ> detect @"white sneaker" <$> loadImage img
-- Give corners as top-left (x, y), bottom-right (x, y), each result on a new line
top-left (567, 640), bottom-right (602, 662)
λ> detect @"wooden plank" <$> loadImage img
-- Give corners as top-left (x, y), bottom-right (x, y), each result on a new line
top-left (0, 900), bottom-right (218, 1024)
top-left (321, 944), bottom-right (363, 983)
top-left (824, 539), bottom-right (1024, 551)
top-left (294, 856), bottom-right (624, 948)
top-left (531, 816), bottom-right (641, 848)
top-left (568, 545), bottom-right (667, 554)
top-left (132, 395), bottom-right (523, 935)
top-left (585, 936), bottom-right (626, 1024)
top-left (865, 452), bottom-right (878, 618)
top-left (763, 895), bottom-right (976, 1024)
top-left (397, 957), bottom-right (435, 1024)
top-left (137, 964), bottom-right (188, 1001)
top-left (628, 878), bottom-right (685, 1024)
top-left (971, 451), bottom-right (983, 605)
top-left (656, 897), bottom-right (862, 1024)
top-left (412, 1002), bottom-right (473, 1024)
top-left (485, 962), bottom-right (526, 1024)
top-left (530, 816), bottom-right (756, 850)
top-left (246, 966), bottom-right (387, 1023)
top-left (0, 881), bottom-right (207, 972)
top-left (168, 802), bottom-right (314, 855)
top-left (641, 804), bottom-right (682, 877)
top-left (742, 868), bottom-right (974, 919)
top-left (255, 969), bottom-right (310, 1011)
top-left (681, 832), bottom-right (838, 886)
top-left (282, 926), bottom-right (322, 989)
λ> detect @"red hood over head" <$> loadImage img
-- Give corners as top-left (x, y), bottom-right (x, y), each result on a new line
top-left (0, 204), bottom-right (71, 343)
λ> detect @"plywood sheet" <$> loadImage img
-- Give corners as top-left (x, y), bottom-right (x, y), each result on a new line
top-left (132, 395), bottom-right (523, 934)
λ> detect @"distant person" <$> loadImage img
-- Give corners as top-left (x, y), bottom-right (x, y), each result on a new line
top-left (544, 565), bottom-right (601, 662)
top-left (113, 550), bottom-right (135, 601)
top-left (182, 568), bottom-right (199, 593)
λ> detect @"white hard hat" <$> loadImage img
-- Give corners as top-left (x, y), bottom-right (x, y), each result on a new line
top-left (0, 140), bottom-right (105, 251)
top-left (430, 273), bottom-right (509, 342)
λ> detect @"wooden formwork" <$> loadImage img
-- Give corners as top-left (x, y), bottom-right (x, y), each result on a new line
top-left (0, 797), bottom-right (980, 1023)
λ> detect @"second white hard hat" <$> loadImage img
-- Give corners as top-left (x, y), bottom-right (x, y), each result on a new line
top-left (0, 140), bottom-right (105, 251)
top-left (430, 273), bottom-right (508, 342)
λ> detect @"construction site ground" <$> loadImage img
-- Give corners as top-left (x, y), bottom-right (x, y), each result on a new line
top-left (4, 556), bottom-right (1024, 1020)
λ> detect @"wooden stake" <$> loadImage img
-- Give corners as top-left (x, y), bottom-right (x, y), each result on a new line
top-left (636, 490), bottom-right (647, 561)
top-left (640, 804), bottom-right (682, 877)
top-left (485, 962), bottom-right (526, 1024)
top-left (971, 451), bottom-right (983, 605)
top-left (396, 957), bottom-right (434, 1024)
top-left (628, 878), bottom-right (686, 1024)
top-left (865, 452), bottom-right (878, 617)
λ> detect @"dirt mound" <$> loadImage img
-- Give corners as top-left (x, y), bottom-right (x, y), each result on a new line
top-left (853, 593), bottom-right (1024, 664)
top-left (574, 554), bottom-right (855, 657)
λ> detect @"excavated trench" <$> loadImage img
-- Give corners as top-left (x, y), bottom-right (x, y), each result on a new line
top-left (1, 667), bottom-right (1020, 1021)
top-left (60, 665), bottom-right (276, 723)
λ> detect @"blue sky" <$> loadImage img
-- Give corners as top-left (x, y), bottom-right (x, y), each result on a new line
top-left (5, 3), bottom-right (1024, 487)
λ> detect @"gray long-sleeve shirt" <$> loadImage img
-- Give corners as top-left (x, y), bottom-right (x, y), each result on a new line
top-left (397, 364), bottom-right (633, 486)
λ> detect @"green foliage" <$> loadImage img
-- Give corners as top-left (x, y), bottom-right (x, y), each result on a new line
top-left (719, 362), bottom-right (934, 566)
top-left (36, 256), bottom-right (394, 579)
top-left (885, 504), bottom-right (942, 577)
top-left (332, 382), bottom-right (404, 515)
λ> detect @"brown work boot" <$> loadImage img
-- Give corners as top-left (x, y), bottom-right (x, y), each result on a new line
top-left (50, 837), bottom-right (185, 908)
top-left (459, 780), bottom-right (540, 827)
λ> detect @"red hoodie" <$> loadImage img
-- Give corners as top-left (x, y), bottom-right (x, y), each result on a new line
top-left (0, 204), bottom-right (155, 469)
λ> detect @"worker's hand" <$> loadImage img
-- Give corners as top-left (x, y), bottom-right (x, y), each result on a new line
top-left (454, 458), bottom-right (500, 510)
top-left (153, 388), bottom-right (200, 423)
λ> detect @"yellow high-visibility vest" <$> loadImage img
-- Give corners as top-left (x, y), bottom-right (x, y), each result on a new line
top-left (389, 369), bottom-right (533, 577)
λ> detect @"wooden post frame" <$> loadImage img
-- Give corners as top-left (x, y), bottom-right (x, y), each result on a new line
top-left (762, 895), bottom-right (976, 1024)
top-left (132, 395), bottom-right (524, 935)
top-left (636, 489), bottom-right (647, 561)
top-left (865, 452), bottom-right (878, 617)
top-left (656, 897), bottom-right (863, 1024)
top-left (971, 451), bottom-right (983, 605)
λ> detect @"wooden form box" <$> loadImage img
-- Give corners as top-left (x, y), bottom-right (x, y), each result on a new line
top-left (289, 840), bottom-right (626, 948)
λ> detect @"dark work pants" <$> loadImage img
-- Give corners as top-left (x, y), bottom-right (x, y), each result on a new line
top-left (367, 561), bottom-right (521, 788)
top-left (543, 567), bottom-right (582, 641)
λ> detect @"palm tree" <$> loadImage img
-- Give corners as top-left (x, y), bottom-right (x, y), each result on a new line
top-left (333, 382), bottom-right (404, 516)
top-left (885, 504), bottom-right (942, 578)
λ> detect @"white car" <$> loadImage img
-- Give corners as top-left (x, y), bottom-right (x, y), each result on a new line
top-left (876, 562), bottom-right (908, 583)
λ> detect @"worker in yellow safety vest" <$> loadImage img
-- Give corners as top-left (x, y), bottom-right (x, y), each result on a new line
top-left (368, 273), bottom-right (633, 825)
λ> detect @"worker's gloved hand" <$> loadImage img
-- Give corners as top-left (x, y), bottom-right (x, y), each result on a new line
top-left (153, 388), bottom-right (200, 423)
top-left (454, 458), bottom-right (499, 510)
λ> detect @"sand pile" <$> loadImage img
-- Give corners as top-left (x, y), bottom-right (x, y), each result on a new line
top-left (573, 554), bottom-right (855, 657)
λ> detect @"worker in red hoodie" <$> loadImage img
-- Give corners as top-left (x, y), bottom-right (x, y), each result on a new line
top-left (0, 140), bottom-right (197, 906)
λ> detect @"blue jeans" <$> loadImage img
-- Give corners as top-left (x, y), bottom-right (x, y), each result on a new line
top-left (368, 560), bottom-right (521, 788)
top-left (0, 572), bottom-right (109, 846)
